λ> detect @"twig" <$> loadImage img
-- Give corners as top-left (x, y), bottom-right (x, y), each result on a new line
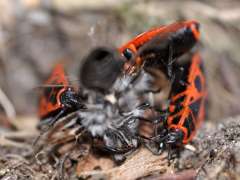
top-left (1, 131), bottom-right (38, 139)
top-left (58, 153), bottom-right (70, 180)
top-left (78, 148), bottom-right (169, 180)
top-left (0, 135), bottom-right (31, 149)
top-left (5, 154), bottom-right (29, 164)
top-left (0, 88), bottom-right (16, 120)
top-left (144, 169), bottom-right (197, 180)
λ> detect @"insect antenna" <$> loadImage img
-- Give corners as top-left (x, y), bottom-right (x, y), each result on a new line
top-left (35, 84), bottom-right (73, 88)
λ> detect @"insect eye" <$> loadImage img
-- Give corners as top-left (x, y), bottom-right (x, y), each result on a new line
top-left (122, 48), bottom-right (133, 60)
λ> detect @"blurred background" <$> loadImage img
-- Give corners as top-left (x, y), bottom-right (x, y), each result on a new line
top-left (0, 0), bottom-right (240, 122)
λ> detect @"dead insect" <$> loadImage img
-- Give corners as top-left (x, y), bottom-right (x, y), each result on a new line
top-left (79, 47), bottom-right (146, 162)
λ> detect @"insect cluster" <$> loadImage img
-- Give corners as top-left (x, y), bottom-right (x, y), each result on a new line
top-left (37, 20), bottom-right (207, 163)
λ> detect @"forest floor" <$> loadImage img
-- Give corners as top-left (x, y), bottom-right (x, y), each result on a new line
top-left (0, 115), bottom-right (240, 179)
top-left (0, 0), bottom-right (240, 179)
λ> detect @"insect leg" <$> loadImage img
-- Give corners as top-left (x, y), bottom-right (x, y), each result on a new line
top-left (33, 108), bottom-right (67, 146)
top-left (49, 109), bottom-right (67, 127)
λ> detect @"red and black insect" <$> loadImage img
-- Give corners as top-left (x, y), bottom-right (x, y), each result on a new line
top-left (119, 20), bottom-right (200, 76)
top-left (38, 64), bottom-right (85, 128)
top-left (117, 20), bottom-right (206, 156)
top-left (137, 52), bottom-right (206, 157)
top-left (166, 53), bottom-right (206, 145)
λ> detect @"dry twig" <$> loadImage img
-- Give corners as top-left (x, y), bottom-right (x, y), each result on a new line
top-left (78, 148), bottom-right (169, 180)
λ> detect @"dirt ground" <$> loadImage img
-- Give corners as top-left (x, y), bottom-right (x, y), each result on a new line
top-left (0, 0), bottom-right (240, 179)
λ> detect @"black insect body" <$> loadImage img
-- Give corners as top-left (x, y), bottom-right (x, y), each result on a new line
top-left (77, 102), bottom-right (145, 161)
top-left (78, 47), bottom-right (149, 161)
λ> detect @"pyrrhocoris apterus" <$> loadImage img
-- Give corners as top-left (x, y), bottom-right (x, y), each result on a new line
top-left (38, 64), bottom-right (85, 127)
top-left (119, 20), bottom-right (200, 75)
top-left (138, 52), bottom-right (206, 156)
top-left (165, 52), bottom-right (206, 145)
top-left (118, 20), bottom-right (206, 155)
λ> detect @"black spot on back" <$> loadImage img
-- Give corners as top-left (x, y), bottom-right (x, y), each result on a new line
top-left (44, 86), bottom-right (62, 105)
top-left (183, 115), bottom-right (195, 138)
top-left (194, 75), bottom-right (202, 92)
top-left (189, 98), bottom-right (201, 120)
top-left (171, 116), bottom-right (180, 125)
